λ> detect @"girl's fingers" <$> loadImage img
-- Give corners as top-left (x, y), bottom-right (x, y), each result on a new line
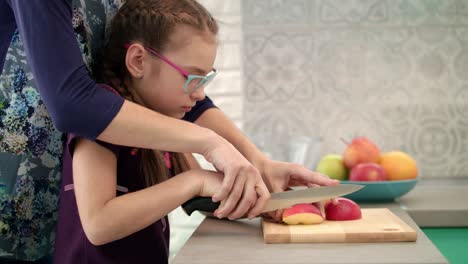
top-left (215, 172), bottom-right (246, 219)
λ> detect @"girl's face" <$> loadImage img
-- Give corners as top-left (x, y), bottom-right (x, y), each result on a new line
top-left (127, 25), bottom-right (217, 119)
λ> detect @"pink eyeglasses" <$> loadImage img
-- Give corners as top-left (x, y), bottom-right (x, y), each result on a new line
top-left (124, 43), bottom-right (217, 94)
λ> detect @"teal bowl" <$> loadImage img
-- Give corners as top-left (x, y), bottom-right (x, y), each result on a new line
top-left (339, 179), bottom-right (418, 202)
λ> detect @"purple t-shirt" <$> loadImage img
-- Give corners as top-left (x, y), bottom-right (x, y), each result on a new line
top-left (54, 133), bottom-right (171, 264)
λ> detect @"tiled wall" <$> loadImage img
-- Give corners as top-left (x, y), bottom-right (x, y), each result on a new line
top-left (242, 0), bottom-right (468, 179)
top-left (199, 0), bottom-right (244, 129)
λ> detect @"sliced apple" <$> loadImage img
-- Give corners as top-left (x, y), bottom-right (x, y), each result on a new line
top-left (325, 197), bottom-right (362, 221)
top-left (282, 203), bottom-right (324, 225)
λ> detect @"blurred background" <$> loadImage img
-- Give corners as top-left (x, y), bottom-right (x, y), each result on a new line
top-left (170, 0), bottom-right (468, 261)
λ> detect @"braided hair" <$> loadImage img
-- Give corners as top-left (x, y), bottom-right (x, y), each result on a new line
top-left (94, 0), bottom-right (219, 186)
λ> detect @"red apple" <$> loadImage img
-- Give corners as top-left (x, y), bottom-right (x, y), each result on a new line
top-left (343, 137), bottom-right (380, 169)
top-left (349, 162), bottom-right (387, 181)
top-left (325, 197), bottom-right (362, 221)
top-left (282, 203), bottom-right (324, 225)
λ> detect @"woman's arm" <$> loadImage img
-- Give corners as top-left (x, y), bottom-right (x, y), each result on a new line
top-left (6, 0), bottom-right (219, 153)
top-left (184, 153), bottom-right (203, 169)
top-left (98, 100), bottom-right (218, 153)
top-left (195, 108), bottom-right (268, 169)
top-left (72, 138), bottom-right (222, 246)
top-left (6, 0), bottom-right (269, 219)
top-left (7, 0), bottom-right (123, 138)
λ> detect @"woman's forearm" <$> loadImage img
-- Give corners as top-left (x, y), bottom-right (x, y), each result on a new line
top-left (98, 100), bottom-right (218, 154)
top-left (195, 108), bottom-right (268, 169)
top-left (83, 171), bottom-right (199, 246)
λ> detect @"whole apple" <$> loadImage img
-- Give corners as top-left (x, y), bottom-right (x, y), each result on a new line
top-left (349, 163), bottom-right (387, 181)
top-left (282, 203), bottom-right (324, 225)
top-left (316, 154), bottom-right (348, 180)
top-left (325, 197), bottom-right (362, 221)
top-left (343, 137), bottom-right (380, 169)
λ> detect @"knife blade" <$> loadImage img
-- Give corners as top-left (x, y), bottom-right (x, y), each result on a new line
top-left (182, 184), bottom-right (364, 216)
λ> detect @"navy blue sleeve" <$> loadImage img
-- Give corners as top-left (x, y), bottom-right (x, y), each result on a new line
top-left (6, 0), bottom-right (124, 140)
top-left (183, 95), bottom-right (217, 123)
top-left (67, 133), bottom-right (120, 159)
top-left (0, 0), bottom-right (16, 71)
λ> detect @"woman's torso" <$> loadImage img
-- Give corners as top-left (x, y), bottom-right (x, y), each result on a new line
top-left (0, 0), bottom-right (123, 260)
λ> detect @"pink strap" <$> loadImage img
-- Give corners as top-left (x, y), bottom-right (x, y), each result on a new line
top-left (98, 83), bottom-right (120, 96)
top-left (64, 184), bottom-right (129, 193)
top-left (164, 152), bottom-right (172, 169)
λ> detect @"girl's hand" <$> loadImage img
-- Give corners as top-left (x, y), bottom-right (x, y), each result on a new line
top-left (257, 159), bottom-right (339, 222)
top-left (195, 169), bottom-right (224, 198)
top-left (202, 136), bottom-right (270, 220)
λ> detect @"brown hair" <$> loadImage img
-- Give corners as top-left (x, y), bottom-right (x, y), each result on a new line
top-left (95, 0), bottom-right (218, 186)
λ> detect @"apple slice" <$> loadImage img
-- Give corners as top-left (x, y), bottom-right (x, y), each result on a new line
top-left (325, 197), bottom-right (362, 221)
top-left (282, 203), bottom-right (324, 225)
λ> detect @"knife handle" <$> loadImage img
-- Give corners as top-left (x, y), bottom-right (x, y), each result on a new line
top-left (182, 197), bottom-right (220, 215)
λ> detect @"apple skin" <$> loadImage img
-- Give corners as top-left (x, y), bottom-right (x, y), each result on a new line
top-left (343, 137), bottom-right (380, 169)
top-left (325, 197), bottom-right (362, 221)
top-left (316, 154), bottom-right (348, 180)
top-left (349, 163), bottom-right (387, 181)
top-left (282, 203), bottom-right (324, 225)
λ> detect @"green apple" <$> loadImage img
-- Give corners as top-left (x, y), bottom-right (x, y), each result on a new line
top-left (316, 154), bottom-right (348, 180)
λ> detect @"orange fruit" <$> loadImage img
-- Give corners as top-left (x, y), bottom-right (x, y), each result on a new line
top-left (379, 151), bottom-right (418, 181)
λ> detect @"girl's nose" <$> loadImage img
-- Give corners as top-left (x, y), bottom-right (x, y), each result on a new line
top-left (189, 86), bottom-right (206, 101)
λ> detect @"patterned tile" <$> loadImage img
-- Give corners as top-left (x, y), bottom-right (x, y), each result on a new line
top-left (317, 0), bottom-right (392, 25)
top-left (243, 0), bottom-right (314, 25)
top-left (242, 0), bottom-right (468, 178)
top-left (244, 32), bottom-right (316, 103)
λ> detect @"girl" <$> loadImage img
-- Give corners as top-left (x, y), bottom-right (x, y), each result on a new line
top-left (54, 0), bottom-right (226, 263)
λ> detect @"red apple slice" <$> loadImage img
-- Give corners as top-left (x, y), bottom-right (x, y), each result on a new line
top-left (282, 203), bottom-right (324, 225)
top-left (325, 197), bottom-right (362, 221)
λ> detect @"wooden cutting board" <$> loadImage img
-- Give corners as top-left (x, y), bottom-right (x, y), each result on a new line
top-left (262, 208), bottom-right (417, 244)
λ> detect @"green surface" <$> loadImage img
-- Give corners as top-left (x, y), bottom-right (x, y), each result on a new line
top-left (422, 228), bottom-right (468, 264)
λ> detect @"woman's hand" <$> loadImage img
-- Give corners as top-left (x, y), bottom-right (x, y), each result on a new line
top-left (256, 159), bottom-right (339, 222)
top-left (201, 136), bottom-right (270, 220)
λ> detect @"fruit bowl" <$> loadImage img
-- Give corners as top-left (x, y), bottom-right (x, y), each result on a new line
top-left (339, 179), bottom-right (418, 202)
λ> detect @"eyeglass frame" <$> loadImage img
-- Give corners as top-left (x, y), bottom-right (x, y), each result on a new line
top-left (124, 43), bottom-right (217, 94)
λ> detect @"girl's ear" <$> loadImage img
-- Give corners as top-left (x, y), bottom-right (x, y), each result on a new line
top-left (125, 43), bottom-right (146, 78)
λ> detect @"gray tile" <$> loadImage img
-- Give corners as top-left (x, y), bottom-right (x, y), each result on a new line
top-left (243, 0), bottom-right (314, 25)
top-left (242, 1), bottom-right (468, 178)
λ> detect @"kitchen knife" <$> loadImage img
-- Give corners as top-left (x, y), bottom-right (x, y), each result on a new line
top-left (182, 184), bottom-right (364, 216)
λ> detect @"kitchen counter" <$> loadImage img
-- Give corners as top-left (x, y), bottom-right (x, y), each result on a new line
top-left (394, 178), bottom-right (468, 263)
top-left (397, 178), bottom-right (468, 227)
top-left (172, 179), bottom-right (468, 263)
top-left (172, 206), bottom-right (448, 264)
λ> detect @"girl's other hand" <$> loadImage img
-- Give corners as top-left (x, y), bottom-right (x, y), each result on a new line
top-left (258, 159), bottom-right (339, 222)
